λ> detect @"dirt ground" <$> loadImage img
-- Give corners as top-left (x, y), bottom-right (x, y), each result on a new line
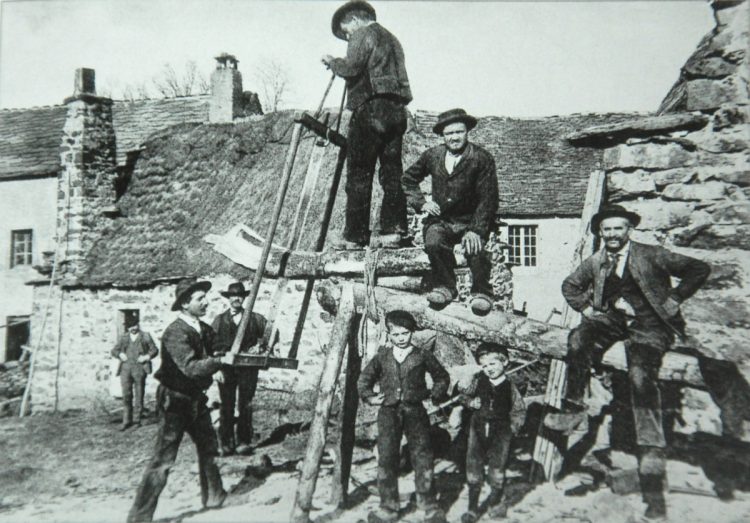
top-left (1, 408), bottom-right (750, 523)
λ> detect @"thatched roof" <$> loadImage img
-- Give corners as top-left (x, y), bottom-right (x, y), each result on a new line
top-left (78, 109), bottom-right (640, 287)
top-left (0, 96), bottom-right (208, 180)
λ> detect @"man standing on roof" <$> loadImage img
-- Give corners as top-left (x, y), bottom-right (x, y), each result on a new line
top-left (322, 0), bottom-right (412, 250)
top-left (402, 108), bottom-right (498, 316)
top-left (127, 278), bottom-right (234, 523)
top-left (546, 205), bottom-right (710, 520)
top-left (211, 282), bottom-right (267, 456)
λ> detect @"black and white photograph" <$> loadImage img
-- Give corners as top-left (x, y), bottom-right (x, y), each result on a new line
top-left (0, 1), bottom-right (748, 522)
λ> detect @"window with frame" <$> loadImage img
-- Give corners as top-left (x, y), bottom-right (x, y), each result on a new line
top-left (507, 225), bottom-right (537, 267)
top-left (10, 229), bottom-right (33, 268)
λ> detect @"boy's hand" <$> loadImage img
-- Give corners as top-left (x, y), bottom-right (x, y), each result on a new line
top-left (422, 201), bottom-right (441, 216)
top-left (365, 394), bottom-right (384, 406)
top-left (118, 353), bottom-right (128, 362)
top-left (467, 397), bottom-right (481, 410)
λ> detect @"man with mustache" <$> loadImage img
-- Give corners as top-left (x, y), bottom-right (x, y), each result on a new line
top-left (402, 108), bottom-right (498, 316)
top-left (546, 205), bottom-right (710, 520)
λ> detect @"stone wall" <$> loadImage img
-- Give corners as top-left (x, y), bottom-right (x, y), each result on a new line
top-left (28, 274), bottom-right (335, 415)
top-left (572, 0), bottom-right (749, 436)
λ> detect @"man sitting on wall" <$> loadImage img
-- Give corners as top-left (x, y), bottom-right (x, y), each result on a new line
top-left (547, 205), bottom-right (710, 520)
top-left (110, 315), bottom-right (158, 431)
top-left (402, 108), bottom-right (499, 315)
top-left (127, 278), bottom-right (234, 523)
top-left (211, 281), bottom-right (268, 456)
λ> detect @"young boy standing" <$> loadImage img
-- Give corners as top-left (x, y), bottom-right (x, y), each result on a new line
top-left (459, 343), bottom-right (526, 523)
top-left (358, 310), bottom-right (450, 523)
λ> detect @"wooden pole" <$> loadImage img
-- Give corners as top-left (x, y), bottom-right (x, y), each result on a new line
top-left (291, 283), bottom-right (356, 523)
top-left (230, 122), bottom-right (304, 355)
top-left (330, 312), bottom-right (362, 507)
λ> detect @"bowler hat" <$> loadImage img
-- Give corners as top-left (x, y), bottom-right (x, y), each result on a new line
top-left (474, 342), bottom-right (510, 363)
top-left (591, 204), bottom-right (641, 233)
top-left (171, 278), bottom-right (212, 311)
top-left (433, 108), bottom-right (478, 135)
top-left (124, 315), bottom-right (140, 329)
top-left (331, 1), bottom-right (376, 40)
top-left (220, 282), bottom-right (250, 298)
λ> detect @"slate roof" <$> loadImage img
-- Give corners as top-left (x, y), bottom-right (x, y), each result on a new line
top-left (79, 109), bottom-right (643, 287)
top-left (0, 96), bottom-right (209, 180)
top-left (0, 105), bottom-right (67, 180)
top-left (412, 111), bottom-right (643, 216)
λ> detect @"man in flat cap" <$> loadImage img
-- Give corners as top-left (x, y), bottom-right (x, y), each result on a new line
top-left (322, 0), bottom-right (412, 249)
top-left (127, 278), bottom-right (234, 523)
top-left (402, 108), bottom-right (498, 316)
top-left (211, 281), bottom-right (267, 456)
top-left (111, 314), bottom-right (158, 430)
top-left (547, 205), bottom-right (710, 520)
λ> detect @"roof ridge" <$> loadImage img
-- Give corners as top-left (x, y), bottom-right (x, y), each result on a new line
top-left (0, 103), bottom-right (65, 112)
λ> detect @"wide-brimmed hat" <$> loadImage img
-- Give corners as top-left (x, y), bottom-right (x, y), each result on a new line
top-left (220, 282), bottom-right (250, 298)
top-left (591, 204), bottom-right (642, 232)
top-left (331, 1), bottom-right (376, 40)
top-left (433, 108), bottom-right (478, 135)
top-left (124, 315), bottom-right (140, 329)
top-left (171, 278), bottom-right (212, 311)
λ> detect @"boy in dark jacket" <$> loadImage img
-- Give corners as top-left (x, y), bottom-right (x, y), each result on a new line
top-left (459, 343), bottom-right (526, 523)
top-left (358, 310), bottom-right (450, 523)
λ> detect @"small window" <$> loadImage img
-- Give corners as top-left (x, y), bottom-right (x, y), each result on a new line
top-left (10, 230), bottom-right (33, 268)
top-left (508, 225), bottom-right (537, 267)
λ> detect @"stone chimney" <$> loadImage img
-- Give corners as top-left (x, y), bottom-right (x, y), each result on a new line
top-left (57, 68), bottom-right (117, 283)
top-left (209, 53), bottom-right (243, 123)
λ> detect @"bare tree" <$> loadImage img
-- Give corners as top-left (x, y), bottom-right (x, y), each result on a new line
top-left (253, 58), bottom-right (291, 113)
top-left (152, 60), bottom-right (209, 98)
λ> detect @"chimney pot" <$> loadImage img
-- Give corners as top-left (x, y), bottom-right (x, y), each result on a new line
top-left (74, 68), bottom-right (96, 96)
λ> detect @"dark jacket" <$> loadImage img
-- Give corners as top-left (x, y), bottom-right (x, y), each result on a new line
top-left (329, 22), bottom-right (412, 110)
top-left (211, 309), bottom-right (267, 355)
top-left (154, 318), bottom-right (222, 399)
top-left (463, 374), bottom-right (526, 435)
top-left (358, 345), bottom-right (450, 406)
top-left (562, 241), bottom-right (710, 335)
top-left (110, 331), bottom-right (159, 375)
top-left (402, 143), bottom-right (499, 239)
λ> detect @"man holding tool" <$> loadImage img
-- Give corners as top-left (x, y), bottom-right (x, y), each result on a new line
top-left (322, 0), bottom-right (412, 250)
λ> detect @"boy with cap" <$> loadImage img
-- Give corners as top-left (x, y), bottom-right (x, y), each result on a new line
top-left (458, 343), bottom-right (526, 523)
top-left (357, 310), bottom-right (450, 523)
top-left (110, 315), bottom-right (158, 430)
top-left (322, 1), bottom-right (412, 249)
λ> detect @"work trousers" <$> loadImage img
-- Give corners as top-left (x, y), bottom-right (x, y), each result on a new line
top-left (466, 418), bottom-right (512, 489)
top-left (377, 403), bottom-right (437, 513)
top-left (565, 313), bottom-right (673, 448)
top-left (127, 386), bottom-right (225, 523)
top-left (120, 365), bottom-right (146, 424)
top-left (423, 221), bottom-right (493, 297)
top-left (218, 367), bottom-right (259, 449)
top-left (344, 97), bottom-right (408, 244)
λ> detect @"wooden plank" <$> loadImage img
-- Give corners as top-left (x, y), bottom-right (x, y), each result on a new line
top-left (233, 355), bottom-right (299, 370)
top-left (291, 284), bottom-right (356, 523)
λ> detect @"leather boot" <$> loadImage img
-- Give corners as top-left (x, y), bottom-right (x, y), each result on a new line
top-left (461, 484), bottom-right (481, 523)
top-left (486, 487), bottom-right (507, 518)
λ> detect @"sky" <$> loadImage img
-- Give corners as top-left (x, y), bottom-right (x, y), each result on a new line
top-left (0, 0), bottom-right (713, 117)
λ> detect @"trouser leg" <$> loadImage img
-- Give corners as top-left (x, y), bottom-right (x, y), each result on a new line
top-left (626, 343), bottom-right (667, 448)
top-left (465, 422), bottom-right (485, 487)
top-left (236, 369), bottom-right (259, 446)
top-left (133, 372), bottom-right (146, 423)
top-left (187, 402), bottom-right (225, 508)
top-left (377, 405), bottom-right (403, 513)
top-left (486, 428), bottom-right (512, 491)
top-left (374, 98), bottom-right (408, 236)
top-left (127, 388), bottom-right (185, 523)
top-left (423, 222), bottom-right (459, 293)
top-left (121, 369), bottom-right (134, 424)
top-left (467, 250), bottom-right (493, 297)
top-left (344, 103), bottom-right (381, 244)
top-left (217, 369), bottom-right (237, 450)
top-left (403, 404), bottom-right (436, 510)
